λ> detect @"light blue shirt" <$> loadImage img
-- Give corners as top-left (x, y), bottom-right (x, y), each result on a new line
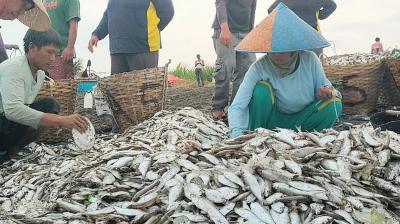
top-left (228, 50), bottom-right (331, 138)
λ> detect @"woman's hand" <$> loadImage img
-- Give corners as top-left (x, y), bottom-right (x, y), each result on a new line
top-left (317, 85), bottom-right (334, 100)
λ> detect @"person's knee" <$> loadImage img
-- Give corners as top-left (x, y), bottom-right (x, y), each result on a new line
top-left (31, 97), bottom-right (60, 114)
top-left (253, 81), bottom-right (275, 105)
top-left (319, 99), bottom-right (342, 116)
top-left (316, 100), bottom-right (342, 129)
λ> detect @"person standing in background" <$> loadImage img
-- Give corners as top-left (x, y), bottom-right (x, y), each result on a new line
top-left (268, 0), bottom-right (337, 57)
top-left (371, 37), bottom-right (384, 55)
top-left (211, 0), bottom-right (257, 121)
top-left (88, 0), bottom-right (174, 75)
top-left (42, 0), bottom-right (80, 80)
top-left (195, 54), bottom-right (204, 87)
top-left (0, 0), bottom-right (51, 63)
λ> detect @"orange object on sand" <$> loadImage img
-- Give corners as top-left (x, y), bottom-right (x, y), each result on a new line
top-left (167, 75), bottom-right (183, 85)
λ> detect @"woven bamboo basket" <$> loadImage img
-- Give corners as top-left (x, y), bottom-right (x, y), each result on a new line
top-left (74, 93), bottom-right (114, 133)
top-left (385, 59), bottom-right (400, 88)
top-left (99, 67), bottom-right (167, 131)
top-left (35, 79), bottom-right (77, 143)
top-left (323, 61), bottom-right (385, 115)
top-left (376, 62), bottom-right (400, 109)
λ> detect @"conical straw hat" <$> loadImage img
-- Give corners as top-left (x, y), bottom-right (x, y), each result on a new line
top-left (236, 3), bottom-right (330, 53)
top-left (18, 0), bottom-right (51, 31)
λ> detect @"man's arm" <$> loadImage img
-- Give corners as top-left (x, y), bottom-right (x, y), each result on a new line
top-left (152, 0), bottom-right (174, 31)
top-left (319, 0), bottom-right (337, 20)
top-left (1, 76), bottom-right (44, 129)
top-left (63, 0), bottom-right (80, 61)
top-left (249, 0), bottom-right (257, 31)
top-left (39, 113), bottom-right (88, 133)
top-left (93, 9), bottom-right (109, 40)
top-left (215, 0), bottom-right (232, 47)
top-left (216, 0), bottom-right (228, 26)
top-left (268, 1), bottom-right (280, 14)
top-left (63, 19), bottom-right (78, 61)
top-left (0, 74), bottom-right (87, 132)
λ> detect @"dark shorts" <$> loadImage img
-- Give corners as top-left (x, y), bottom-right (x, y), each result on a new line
top-left (111, 51), bottom-right (159, 75)
top-left (0, 97), bottom-right (60, 151)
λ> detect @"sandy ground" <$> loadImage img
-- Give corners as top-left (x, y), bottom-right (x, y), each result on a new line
top-left (165, 81), bottom-right (214, 114)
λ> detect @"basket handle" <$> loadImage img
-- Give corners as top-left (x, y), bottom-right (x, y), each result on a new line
top-left (43, 74), bottom-right (56, 96)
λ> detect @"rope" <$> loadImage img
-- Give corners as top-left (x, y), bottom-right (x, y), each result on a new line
top-left (332, 89), bottom-right (340, 122)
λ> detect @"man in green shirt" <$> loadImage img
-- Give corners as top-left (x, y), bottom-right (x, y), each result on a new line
top-left (42, 0), bottom-right (80, 79)
top-left (0, 29), bottom-right (88, 160)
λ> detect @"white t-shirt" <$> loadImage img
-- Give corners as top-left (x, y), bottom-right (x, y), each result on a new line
top-left (195, 59), bottom-right (204, 69)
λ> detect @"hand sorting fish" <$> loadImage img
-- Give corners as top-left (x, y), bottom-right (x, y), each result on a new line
top-left (0, 108), bottom-right (400, 223)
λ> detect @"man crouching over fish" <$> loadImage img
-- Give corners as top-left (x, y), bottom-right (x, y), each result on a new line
top-left (0, 29), bottom-right (88, 160)
top-left (229, 3), bottom-right (342, 138)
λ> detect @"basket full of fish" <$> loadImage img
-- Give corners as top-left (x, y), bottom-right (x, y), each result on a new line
top-left (323, 50), bottom-right (400, 115)
top-left (385, 57), bottom-right (400, 88)
top-left (323, 60), bottom-right (385, 115)
top-left (1, 108), bottom-right (400, 223)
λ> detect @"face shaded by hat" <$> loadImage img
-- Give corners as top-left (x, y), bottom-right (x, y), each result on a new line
top-left (0, 0), bottom-right (50, 31)
top-left (236, 3), bottom-right (330, 53)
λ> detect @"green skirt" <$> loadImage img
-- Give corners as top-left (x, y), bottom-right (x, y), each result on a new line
top-left (248, 81), bottom-right (342, 132)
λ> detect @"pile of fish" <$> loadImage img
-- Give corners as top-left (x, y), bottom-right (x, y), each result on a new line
top-left (325, 48), bottom-right (400, 66)
top-left (1, 107), bottom-right (400, 223)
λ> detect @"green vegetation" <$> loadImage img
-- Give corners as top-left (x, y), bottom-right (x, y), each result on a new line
top-left (73, 58), bottom-right (85, 76)
top-left (171, 63), bottom-right (214, 82)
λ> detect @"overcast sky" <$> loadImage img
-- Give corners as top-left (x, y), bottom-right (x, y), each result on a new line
top-left (1, 0), bottom-right (399, 76)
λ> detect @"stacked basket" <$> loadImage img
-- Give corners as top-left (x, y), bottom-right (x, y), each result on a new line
top-left (324, 59), bottom-right (400, 115)
top-left (377, 60), bottom-right (400, 109)
top-left (323, 61), bottom-right (385, 115)
top-left (99, 67), bottom-right (167, 131)
top-left (385, 59), bottom-right (400, 88)
top-left (35, 79), bottom-right (77, 143)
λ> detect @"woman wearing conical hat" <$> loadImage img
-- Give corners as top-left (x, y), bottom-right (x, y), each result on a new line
top-left (228, 3), bottom-right (342, 138)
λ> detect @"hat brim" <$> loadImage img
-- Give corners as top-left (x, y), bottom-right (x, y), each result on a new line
top-left (17, 0), bottom-right (51, 31)
top-left (236, 3), bottom-right (330, 53)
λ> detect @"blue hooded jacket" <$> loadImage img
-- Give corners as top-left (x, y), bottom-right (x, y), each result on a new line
top-left (93, 0), bottom-right (174, 54)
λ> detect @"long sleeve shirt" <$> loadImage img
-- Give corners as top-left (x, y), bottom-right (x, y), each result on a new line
top-left (212, 0), bottom-right (257, 35)
top-left (0, 56), bottom-right (45, 129)
top-left (93, 0), bottom-right (174, 54)
top-left (268, 0), bottom-right (337, 30)
top-left (228, 51), bottom-right (331, 137)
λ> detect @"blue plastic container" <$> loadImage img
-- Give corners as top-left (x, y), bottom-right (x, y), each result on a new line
top-left (77, 80), bottom-right (97, 94)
